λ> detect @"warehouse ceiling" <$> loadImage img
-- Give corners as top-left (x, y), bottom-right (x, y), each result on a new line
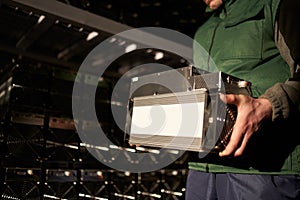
top-left (0, 0), bottom-right (208, 78)
top-left (0, 0), bottom-right (209, 159)
top-left (0, 1), bottom-right (208, 199)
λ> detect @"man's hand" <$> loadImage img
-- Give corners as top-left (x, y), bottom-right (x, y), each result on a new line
top-left (218, 94), bottom-right (273, 157)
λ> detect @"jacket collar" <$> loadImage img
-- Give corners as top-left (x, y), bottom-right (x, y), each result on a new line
top-left (224, 0), bottom-right (265, 26)
top-left (206, 0), bottom-right (266, 27)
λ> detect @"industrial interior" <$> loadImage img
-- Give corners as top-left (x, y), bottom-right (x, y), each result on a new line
top-left (0, 0), bottom-right (209, 199)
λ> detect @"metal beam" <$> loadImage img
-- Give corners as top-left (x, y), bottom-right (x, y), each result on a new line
top-left (7, 0), bottom-right (193, 61)
top-left (8, 0), bottom-right (132, 35)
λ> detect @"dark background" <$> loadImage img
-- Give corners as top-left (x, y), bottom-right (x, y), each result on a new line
top-left (0, 0), bottom-right (208, 199)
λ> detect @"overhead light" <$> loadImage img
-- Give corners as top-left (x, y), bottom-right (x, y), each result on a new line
top-left (118, 40), bottom-right (126, 46)
top-left (64, 171), bottom-right (71, 176)
top-left (79, 193), bottom-right (108, 200)
top-left (43, 194), bottom-right (67, 200)
top-left (154, 52), bottom-right (164, 60)
top-left (124, 171), bottom-right (131, 176)
top-left (86, 31), bottom-right (99, 41)
top-left (109, 37), bottom-right (117, 43)
top-left (96, 171), bottom-right (103, 177)
top-left (124, 148), bottom-right (136, 153)
top-left (80, 143), bottom-right (109, 151)
top-left (109, 144), bottom-right (119, 149)
top-left (172, 170), bottom-right (178, 176)
top-left (167, 149), bottom-right (179, 154)
top-left (125, 43), bottom-right (137, 53)
top-left (27, 169), bottom-right (33, 175)
top-left (146, 49), bottom-right (153, 53)
top-left (37, 15), bottom-right (45, 24)
top-left (135, 146), bottom-right (146, 151)
top-left (149, 149), bottom-right (160, 154)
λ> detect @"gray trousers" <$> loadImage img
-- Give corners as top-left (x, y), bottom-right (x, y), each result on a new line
top-left (186, 169), bottom-right (300, 200)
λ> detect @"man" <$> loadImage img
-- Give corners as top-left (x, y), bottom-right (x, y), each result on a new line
top-left (186, 0), bottom-right (300, 199)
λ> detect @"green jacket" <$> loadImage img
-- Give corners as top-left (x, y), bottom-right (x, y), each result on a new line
top-left (191, 0), bottom-right (300, 175)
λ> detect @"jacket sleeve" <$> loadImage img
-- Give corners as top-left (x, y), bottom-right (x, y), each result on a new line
top-left (260, 0), bottom-right (300, 121)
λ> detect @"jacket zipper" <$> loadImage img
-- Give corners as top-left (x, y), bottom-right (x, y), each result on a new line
top-left (207, 8), bottom-right (227, 72)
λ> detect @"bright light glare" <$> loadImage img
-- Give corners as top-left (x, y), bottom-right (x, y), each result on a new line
top-left (86, 31), bottom-right (99, 41)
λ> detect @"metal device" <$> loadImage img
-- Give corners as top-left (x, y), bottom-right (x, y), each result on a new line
top-left (125, 66), bottom-right (252, 152)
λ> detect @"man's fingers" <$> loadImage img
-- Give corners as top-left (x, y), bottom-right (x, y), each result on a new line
top-left (234, 131), bottom-right (251, 156)
top-left (219, 136), bottom-right (240, 156)
top-left (219, 126), bottom-right (245, 156)
top-left (218, 94), bottom-right (252, 157)
top-left (219, 142), bottom-right (237, 156)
